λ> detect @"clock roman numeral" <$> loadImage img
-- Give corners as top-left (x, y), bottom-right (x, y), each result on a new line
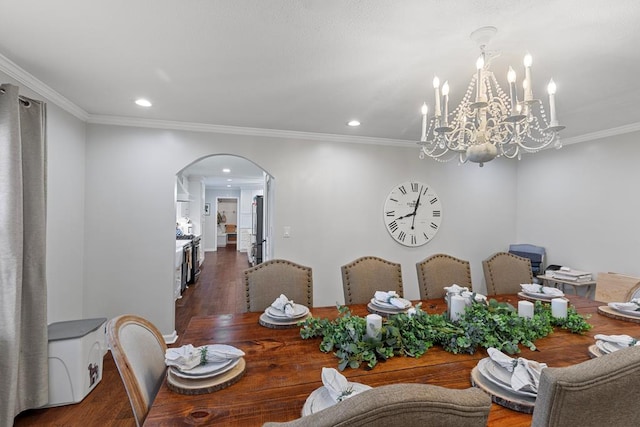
top-left (389, 197), bottom-right (398, 203)
top-left (388, 221), bottom-right (398, 232)
top-left (430, 222), bottom-right (438, 230)
top-left (410, 235), bottom-right (417, 245)
top-left (385, 210), bottom-right (395, 217)
top-left (432, 210), bottom-right (441, 217)
top-left (411, 182), bottom-right (419, 192)
top-left (430, 197), bottom-right (438, 205)
top-left (423, 232), bottom-right (429, 241)
top-left (398, 231), bottom-right (406, 242)
top-left (422, 186), bottom-right (429, 195)
top-left (399, 186), bottom-right (407, 195)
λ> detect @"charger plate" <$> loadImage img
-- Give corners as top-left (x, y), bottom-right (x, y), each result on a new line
top-left (471, 359), bottom-right (536, 414)
top-left (265, 304), bottom-right (309, 319)
top-left (517, 292), bottom-right (567, 303)
top-left (259, 312), bottom-right (311, 329)
top-left (597, 306), bottom-right (640, 323)
top-left (301, 383), bottom-right (372, 416)
top-left (167, 357), bottom-right (245, 395)
top-left (366, 302), bottom-right (410, 317)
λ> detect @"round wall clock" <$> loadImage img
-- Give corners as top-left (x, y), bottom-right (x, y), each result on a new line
top-left (383, 181), bottom-right (442, 247)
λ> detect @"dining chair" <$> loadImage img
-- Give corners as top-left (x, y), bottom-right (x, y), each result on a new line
top-left (244, 259), bottom-right (313, 312)
top-left (482, 251), bottom-right (533, 295)
top-left (341, 256), bottom-right (403, 304)
top-left (416, 253), bottom-right (472, 299)
top-left (106, 314), bottom-right (167, 427)
top-left (262, 383), bottom-right (491, 427)
top-left (531, 345), bottom-right (640, 427)
top-left (594, 272), bottom-right (640, 302)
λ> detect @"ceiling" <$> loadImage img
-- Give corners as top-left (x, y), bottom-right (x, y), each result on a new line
top-left (1, 0), bottom-right (640, 184)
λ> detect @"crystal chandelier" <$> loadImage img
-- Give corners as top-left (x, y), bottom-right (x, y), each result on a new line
top-left (418, 27), bottom-right (565, 167)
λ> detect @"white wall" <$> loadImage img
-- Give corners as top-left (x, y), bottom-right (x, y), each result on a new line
top-left (82, 124), bottom-right (517, 336)
top-left (517, 132), bottom-right (640, 279)
top-left (1, 71), bottom-right (87, 325)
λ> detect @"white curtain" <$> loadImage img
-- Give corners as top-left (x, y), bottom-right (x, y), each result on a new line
top-left (0, 84), bottom-right (48, 426)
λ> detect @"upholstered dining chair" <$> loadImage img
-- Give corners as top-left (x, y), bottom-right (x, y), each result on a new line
top-left (594, 272), bottom-right (640, 302)
top-left (107, 314), bottom-right (167, 427)
top-left (341, 256), bottom-right (403, 304)
top-left (482, 251), bottom-right (533, 295)
top-left (416, 253), bottom-right (472, 300)
top-left (262, 383), bottom-right (491, 427)
top-left (244, 259), bottom-right (313, 312)
top-left (531, 345), bottom-right (640, 427)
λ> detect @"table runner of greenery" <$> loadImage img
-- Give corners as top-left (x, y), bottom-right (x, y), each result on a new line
top-left (299, 299), bottom-right (591, 370)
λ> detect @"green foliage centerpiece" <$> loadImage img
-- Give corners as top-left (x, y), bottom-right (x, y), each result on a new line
top-left (299, 299), bottom-right (591, 371)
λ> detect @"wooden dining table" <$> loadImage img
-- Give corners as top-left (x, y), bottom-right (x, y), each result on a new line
top-left (144, 294), bottom-right (640, 426)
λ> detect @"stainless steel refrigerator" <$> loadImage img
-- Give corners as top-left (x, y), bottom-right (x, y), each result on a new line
top-left (251, 195), bottom-right (264, 265)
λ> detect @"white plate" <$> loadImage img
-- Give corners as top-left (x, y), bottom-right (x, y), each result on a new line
top-left (523, 291), bottom-right (564, 299)
top-left (170, 357), bottom-right (240, 379)
top-left (609, 305), bottom-right (640, 318)
top-left (302, 382), bottom-right (372, 416)
top-left (265, 304), bottom-right (309, 319)
top-left (370, 297), bottom-right (411, 310)
top-left (477, 358), bottom-right (537, 398)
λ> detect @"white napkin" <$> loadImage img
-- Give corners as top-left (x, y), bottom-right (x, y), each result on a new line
top-left (487, 347), bottom-right (547, 393)
top-left (374, 291), bottom-right (409, 309)
top-left (321, 367), bottom-right (363, 402)
top-left (521, 284), bottom-right (564, 296)
top-left (271, 293), bottom-right (295, 316)
top-left (165, 344), bottom-right (245, 370)
top-left (444, 284), bottom-right (486, 301)
top-left (608, 298), bottom-right (640, 312)
top-left (594, 334), bottom-right (639, 348)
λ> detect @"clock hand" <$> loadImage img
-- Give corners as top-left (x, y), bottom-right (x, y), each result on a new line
top-left (410, 185), bottom-right (424, 230)
top-left (395, 212), bottom-right (415, 220)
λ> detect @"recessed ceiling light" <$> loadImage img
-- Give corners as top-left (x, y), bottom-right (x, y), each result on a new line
top-left (226, 184), bottom-right (231, 187)
top-left (135, 98), bottom-right (152, 107)
top-left (347, 120), bottom-right (361, 127)
top-left (222, 168), bottom-right (231, 173)
top-left (227, 178), bottom-right (232, 182)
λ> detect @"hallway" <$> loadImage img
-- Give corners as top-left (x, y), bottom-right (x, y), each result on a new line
top-left (14, 247), bottom-right (250, 426)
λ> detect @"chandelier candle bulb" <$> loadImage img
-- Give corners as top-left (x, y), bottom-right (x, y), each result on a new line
top-left (551, 298), bottom-right (568, 319)
top-left (442, 81), bottom-right (450, 124)
top-left (421, 103), bottom-right (428, 141)
top-left (433, 76), bottom-right (441, 117)
top-left (547, 79), bottom-right (558, 125)
top-left (476, 56), bottom-right (484, 102)
top-left (518, 300), bottom-right (534, 319)
top-left (507, 66), bottom-right (517, 113)
top-left (365, 314), bottom-right (382, 339)
top-left (523, 53), bottom-right (533, 101)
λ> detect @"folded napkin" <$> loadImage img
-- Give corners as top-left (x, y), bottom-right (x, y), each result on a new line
top-left (374, 291), bottom-right (409, 309)
top-left (444, 284), bottom-right (486, 302)
top-left (271, 294), bottom-right (295, 316)
top-left (594, 334), bottom-right (639, 347)
top-left (521, 284), bottom-right (564, 297)
top-left (487, 347), bottom-right (547, 393)
top-left (321, 367), bottom-right (364, 402)
top-left (608, 298), bottom-right (640, 312)
top-left (165, 344), bottom-right (245, 370)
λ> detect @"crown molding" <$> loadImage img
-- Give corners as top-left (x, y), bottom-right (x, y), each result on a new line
top-left (87, 114), bottom-right (417, 147)
top-left (0, 53), bottom-right (89, 121)
top-left (560, 122), bottom-right (640, 146)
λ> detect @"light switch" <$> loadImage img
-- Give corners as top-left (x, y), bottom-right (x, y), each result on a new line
top-left (283, 226), bottom-right (291, 238)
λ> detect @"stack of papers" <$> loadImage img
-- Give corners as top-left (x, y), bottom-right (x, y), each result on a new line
top-left (546, 267), bottom-right (592, 282)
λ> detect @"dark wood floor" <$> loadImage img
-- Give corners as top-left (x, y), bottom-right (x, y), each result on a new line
top-left (14, 246), bottom-right (249, 427)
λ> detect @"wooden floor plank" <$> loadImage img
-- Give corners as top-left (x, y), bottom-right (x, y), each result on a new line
top-left (14, 247), bottom-right (249, 427)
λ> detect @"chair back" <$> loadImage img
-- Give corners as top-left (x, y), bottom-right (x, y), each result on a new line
top-left (416, 253), bottom-right (472, 299)
top-left (341, 256), bottom-right (403, 304)
top-left (107, 315), bottom-right (167, 427)
top-left (482, 251), bottom-right (533, 295)
top-left (509, 243), bottom-right (546, 276)
top-left (244, 259), bottom-right (313, 312)
top-left (262, 383), bottom-right (491, 427)
top-left (595, 272), bottom-right (640, 302)
top-left (531, 345), bottom-right (640, 427)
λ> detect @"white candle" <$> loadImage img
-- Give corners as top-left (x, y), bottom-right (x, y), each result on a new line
top-left (507, 66), bottom-right (517, 114)
top-left (547, 79), bottom-right (558, 125)
top-left (421, 103), bottom-right (428, 141)
top-left (523, 53), bottom-right (533, 101)
top-left (518, 300), bottom-right (534, 319)
top-left (433, 76), bottom-right (441, 117)
top-left (442, 81), bottom-right (449, 125)
top-left (366, 314), bottom-right (382, 338)
top-left (450, 295), bottom-right (466, 322)
top-left (551, 298), bottom-right (568, 319)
